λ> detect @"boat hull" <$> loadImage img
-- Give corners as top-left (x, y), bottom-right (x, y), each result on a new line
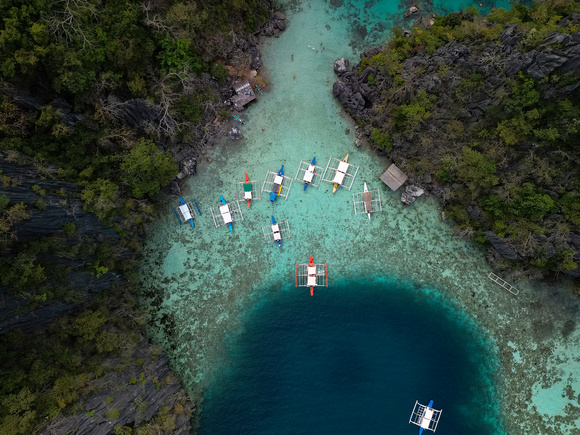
top-left (332, 154), bottom-right (348, 194)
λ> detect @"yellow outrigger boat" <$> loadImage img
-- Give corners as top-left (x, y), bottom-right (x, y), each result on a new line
top-left (332, 154), bottom-right (349, 193)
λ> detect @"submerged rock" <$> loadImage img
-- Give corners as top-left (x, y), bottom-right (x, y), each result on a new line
top-left (228, 126), bottom-right (244, 140)
top-left (404, 6), bottom-right (419, 18)
top-left (401, 192), bottom-right (416, 205)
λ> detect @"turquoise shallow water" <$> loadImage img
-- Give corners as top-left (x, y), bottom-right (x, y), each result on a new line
top-left (140, 0), bottom-right (580, 433)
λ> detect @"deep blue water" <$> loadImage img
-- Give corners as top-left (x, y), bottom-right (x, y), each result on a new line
top-left (200, 280), bottom-right (502, 434)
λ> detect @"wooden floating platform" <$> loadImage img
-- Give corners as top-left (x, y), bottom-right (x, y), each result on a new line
top-left (488, 272), bottom-right (519, 295)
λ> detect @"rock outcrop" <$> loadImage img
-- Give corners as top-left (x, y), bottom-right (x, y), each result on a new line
top-left (43, 339), bottom-right (193, 434)
top-left (484, 231), bottom-right (520, 261)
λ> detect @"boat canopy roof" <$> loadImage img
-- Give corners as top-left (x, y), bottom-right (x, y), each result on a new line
top-left (337, 161), bottom-right (349, 173)
top-left (179, 204), bottom-right (192, 220)
top-left (303, 169), bottom-right (315, 183)
top-left (332, 171), bottom-right (346, 185)
top-left (219, 204), bottom-right (233, 223)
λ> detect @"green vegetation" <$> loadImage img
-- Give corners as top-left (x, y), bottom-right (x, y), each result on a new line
top-left (356, 2), bottom-right (580, 276)
top-left (0, 0), bottom-right (271, 432)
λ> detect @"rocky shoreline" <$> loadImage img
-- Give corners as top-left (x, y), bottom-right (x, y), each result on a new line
top-left (0, 3), bottom-right (287, 433)
top-left (332, 12), bottom-right (580, 280)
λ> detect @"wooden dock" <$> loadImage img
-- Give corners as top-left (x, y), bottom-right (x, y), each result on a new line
top-left (488, 273), bottom-right (519, 295)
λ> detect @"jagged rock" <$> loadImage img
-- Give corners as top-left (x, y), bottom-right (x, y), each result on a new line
top-left (571, 233), bottom-right (580, 250)
top-left (406, 185), bottom-right (424, 197)
top-left (466, 205), bottom-right (485, 222)
top-left (404, 6), bottom-right (419, 18)
top-left (248, 46), bottom-right (263, 69)
top-left (112, 98), bottom-right (168, 131)
top-left (562, 256), bottom-right (580, 278)
top-left (263, 12), bottom-right (285, 36)
top-left (62, 112), bottom-right (83, 127)
top-left (484, 231), bottom-right (519, 260)
top-left (42, 339), bottom-right (193, 435)
top-left (168, 181), bottom-right (181, 197)
top-left (261, 22), bottom-right (276, 37)
top-left (0, 160), bottom-right (127, 332)
top-left (13, 95), bottom-right (43, 110)
top-left (50, 96), bottom-right (72, 113)
top-left (334, 58), bottom-right (350, 75)
top-left (527, 52), bottom-right (568, 78)
top-left (228, 126), bottom-right (244, 140)
top-left (359, 66), bottom-right (376, 83)
top-left (500, 24), bottom-right (521, 47)
top-left (401, 192), bottom-right (416, 205)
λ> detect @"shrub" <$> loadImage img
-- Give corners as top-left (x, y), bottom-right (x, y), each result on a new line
top-left (392, 92), bottom-right (436, 133)
top-left (456, 147), bottom-right (498, 191)
top-left (370, 127), bottom-right (393, 150)
top-left (120, 139), bottom-right (178, 198)
top-left (106, 408), bottom-right (121, 420)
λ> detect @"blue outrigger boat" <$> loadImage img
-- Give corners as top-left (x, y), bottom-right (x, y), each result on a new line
top-left (173, 197), bottom-right (201, 227)
top-left (418, 400), bottom-right (435, 435)
top-left (409, 399), bottom-right (441, 435)
top-left (220, 195), bottom-right (233, 232)
top-left (271, 215), bottom-right (282, 248)
top-left (270, 165), bottom-right (284, 202)
top-left (303, 157), bottom-right (316, 191)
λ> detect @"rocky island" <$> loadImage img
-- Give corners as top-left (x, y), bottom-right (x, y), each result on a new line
top-left (334, 5), bottom-right (580, 281)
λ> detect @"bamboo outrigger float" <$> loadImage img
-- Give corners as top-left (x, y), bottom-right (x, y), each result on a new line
top-left (295, 255), bottom-right (328, 296)
top-left (173, 197), bottom-right (201, 227)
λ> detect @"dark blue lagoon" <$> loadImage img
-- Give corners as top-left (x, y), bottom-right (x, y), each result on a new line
top-left (200, 280), bottom-right (503, 434)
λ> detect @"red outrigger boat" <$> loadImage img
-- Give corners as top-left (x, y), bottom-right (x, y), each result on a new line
top-left (243, 173), bottom-right (252, 207)
top-left (308, 255), bottom-right (315, 296)
top-left (295, 255), bottom-right (328, 296)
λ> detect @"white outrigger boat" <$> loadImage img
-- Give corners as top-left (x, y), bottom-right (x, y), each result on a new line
top-left (353, 182), bottom-right (382, 221)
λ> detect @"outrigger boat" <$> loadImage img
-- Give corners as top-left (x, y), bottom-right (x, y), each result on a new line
top-left (243, 173), bottom-right (253, 207)
top-left (271, 215), bottom-right (282, 248)
top-left (332, 154), bottom-right (349, 193)
top-left (363, 182), bottom-right (371, 221)
top-left (173, 197), bottom-right (200, 227)
top-left (219, 195), bottom-right (233, 232)
top-left (308, 255), bottom-right (316, 296)
top-left (295, 255), bottom-right (328, 296)
top-left (303, 157), bottom-right (316, 191)
top-left (420, 400), bottom-right (434, 435)
top-left (270, 165), bottom-right (284, 202)
top-left (409, 399), bottom-right (442, 434)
